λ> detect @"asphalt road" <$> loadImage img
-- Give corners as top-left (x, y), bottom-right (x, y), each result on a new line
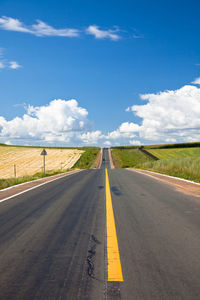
top-left (0, 149), bottom-right (200, 299)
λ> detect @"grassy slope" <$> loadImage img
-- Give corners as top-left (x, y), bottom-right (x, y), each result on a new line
top-left (111, 148), bottom-right (153, 168)
top-left (147, 147), bottom-right (200, 159)
top-left (111, 145), bottom-right (200, 183)
top-left (142, 147), bottom-right (200, 182)
top-left (72, 147), bottom-right (100, 169)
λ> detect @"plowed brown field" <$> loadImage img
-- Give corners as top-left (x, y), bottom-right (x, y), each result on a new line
top-left (0, 146), bottom-right (83, 178)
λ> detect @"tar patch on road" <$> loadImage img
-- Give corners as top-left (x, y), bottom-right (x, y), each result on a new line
top-left (98, 185), bottom-right (104, 190)
top-left (111, 186), bottom-right (122, 196)
top-left (87, 234), bottom-right (101, 278)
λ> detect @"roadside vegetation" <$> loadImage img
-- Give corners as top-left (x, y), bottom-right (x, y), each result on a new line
top-left (111, 148), bottom-right (153, 168)
top-left (0, 169), bottom-right (70, 190)
top-left (139, 157), bottom-right (200, 183)
top-left (72, 147), bottom-right (100, 169)
top-left (111, 142), bottom-right (200, 183)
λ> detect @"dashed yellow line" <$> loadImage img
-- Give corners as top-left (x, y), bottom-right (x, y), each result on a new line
top-left (105, 168), bottom-right (123, 282)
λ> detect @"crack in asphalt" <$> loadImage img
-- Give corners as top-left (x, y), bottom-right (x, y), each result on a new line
top-left (87, 234), bottom-right (100, 278)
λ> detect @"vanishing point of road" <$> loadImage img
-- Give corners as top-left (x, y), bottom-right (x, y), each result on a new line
top-left (0, 149), bottom-right (200, 299)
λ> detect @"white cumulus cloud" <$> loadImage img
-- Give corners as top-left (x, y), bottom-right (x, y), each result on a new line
top-left (127, 85), bottom-right (200, 143)
top-left (0, 99), bottom-right (91, 144)
top-left (107, 122), bottom-right (140, 140)
top-left (86, 25), bottom-right (120, 41)
top-left (79, 130), bottom-right (104, 144)
top-left (2, 81), bottom-right (200, 147)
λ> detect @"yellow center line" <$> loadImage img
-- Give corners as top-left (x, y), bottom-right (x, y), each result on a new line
top-left (105, 168), bottom-right (123, 282)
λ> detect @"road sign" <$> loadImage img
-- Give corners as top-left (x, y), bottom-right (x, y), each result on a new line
top-left (41, 149), bottom-right (47, 156)
top-left (41, 149), bottom-right (47, 176)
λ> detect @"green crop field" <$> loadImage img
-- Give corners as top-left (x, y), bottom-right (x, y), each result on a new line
top-left (147, 147), bottom-right (200, 160)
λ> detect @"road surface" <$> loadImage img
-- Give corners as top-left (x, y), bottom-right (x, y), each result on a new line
top-left (0, 149), bottom-right (200, 299)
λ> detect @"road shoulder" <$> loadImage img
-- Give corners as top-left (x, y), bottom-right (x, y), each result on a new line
top-left (0, 170), bottom-right (82, 202)
top-left (128, 168), bottom-right (200, 197)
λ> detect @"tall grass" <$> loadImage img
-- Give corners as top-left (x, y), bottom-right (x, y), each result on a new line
top-left (139, 157), bottom-right (200, 183)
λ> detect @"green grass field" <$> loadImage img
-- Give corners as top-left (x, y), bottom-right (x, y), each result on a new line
top-left (147, 147), bottom-right (200, 160)
top-left (139, 157), bottom-right (200, 183)
top-left (111, 148), bottom-right (153, 168)
top-left (111, 145), bottom-right (200, 182)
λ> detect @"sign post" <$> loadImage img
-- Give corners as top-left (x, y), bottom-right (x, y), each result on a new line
top-left (14, 164), bottom-right (16, 178)
top-left (40, 149), bottom-right (47, 177)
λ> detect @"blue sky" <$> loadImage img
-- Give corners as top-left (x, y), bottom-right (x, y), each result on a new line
top-left (0, 0), bottom-right (200, 146)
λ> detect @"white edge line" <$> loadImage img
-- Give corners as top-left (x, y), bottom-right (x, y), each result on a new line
top-left (127, 168), bottom-right (200, 186)
top-left (1, 170), bottom-right (80, 192)
top-left (0, 170), bottom-right (84, 204)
